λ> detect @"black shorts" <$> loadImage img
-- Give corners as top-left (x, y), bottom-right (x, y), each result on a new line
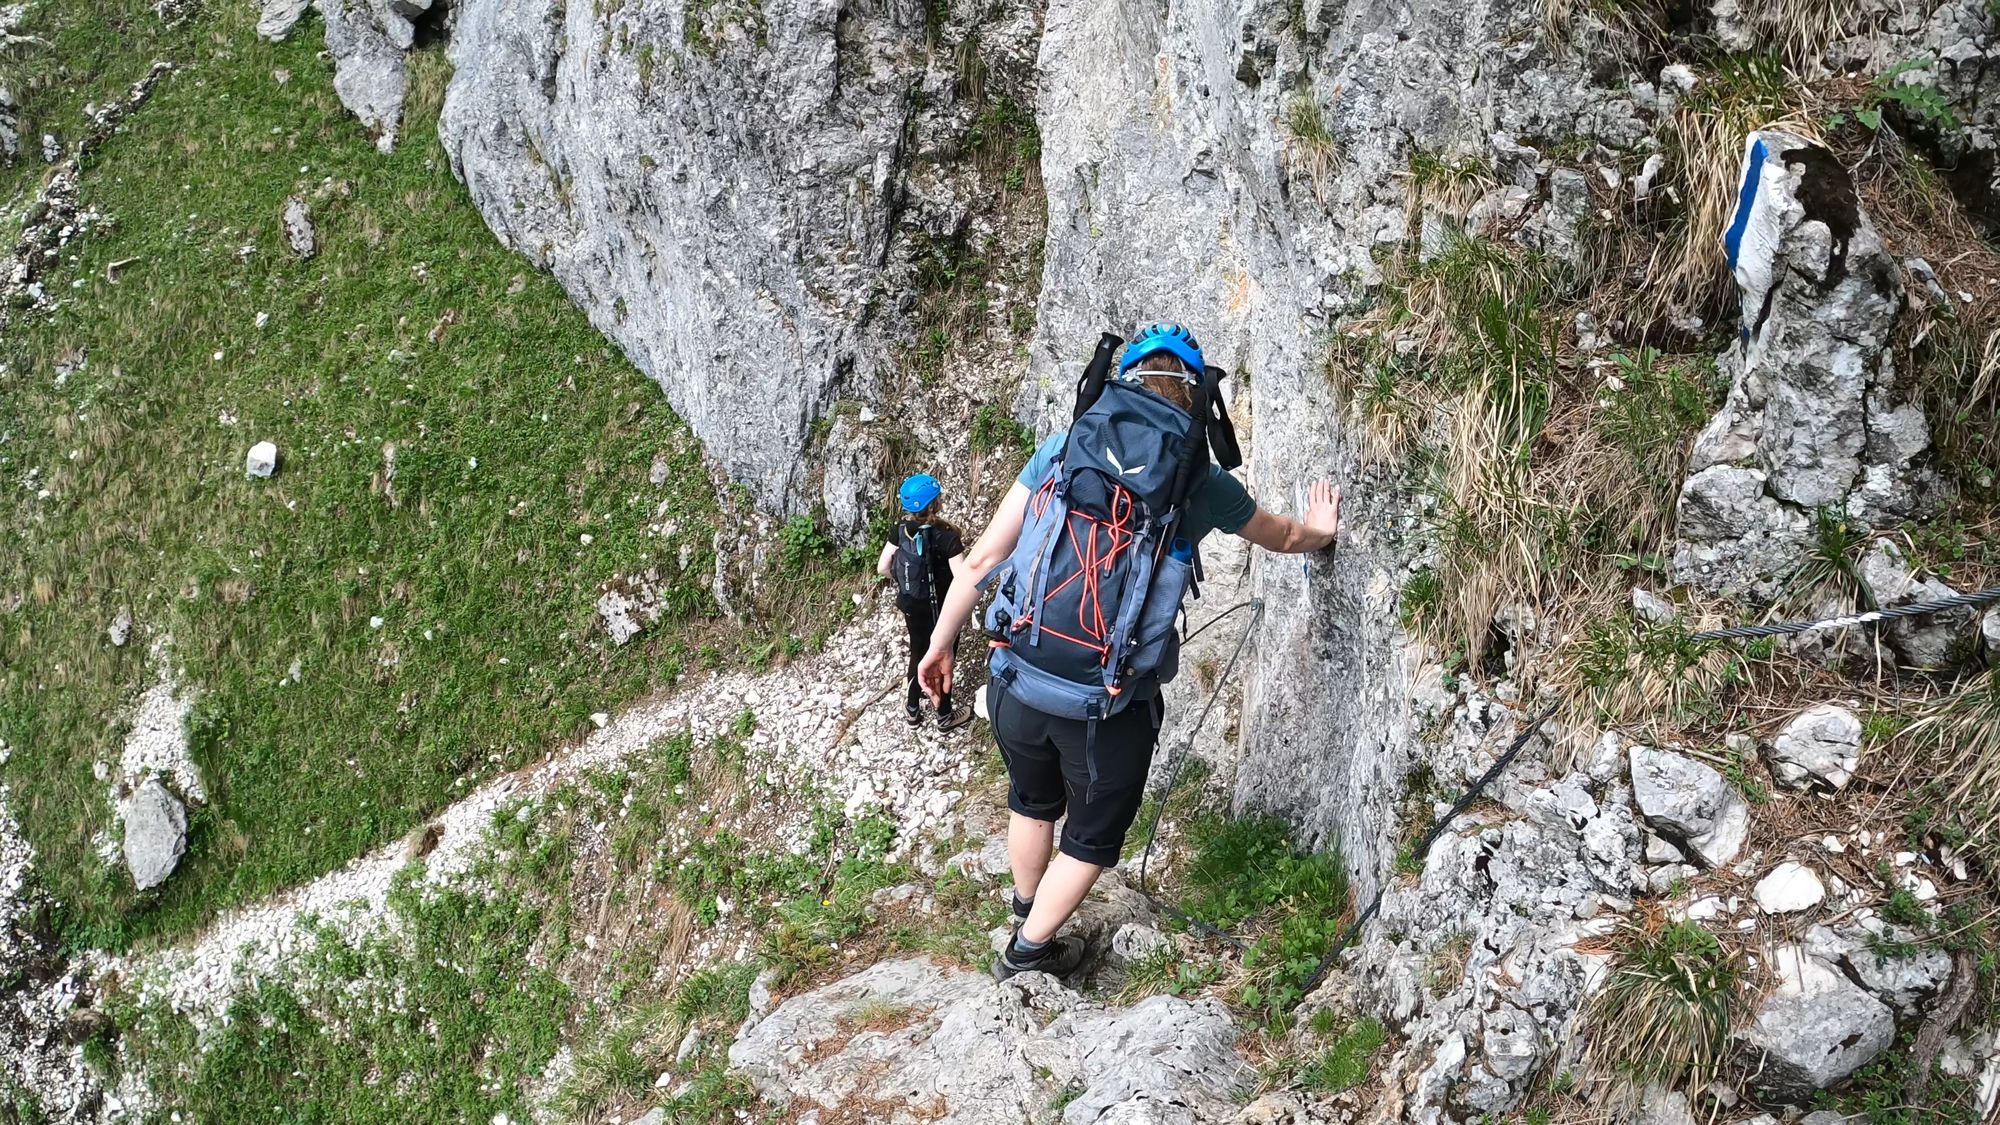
top-left (989, 680), bottom-right (1164, 866)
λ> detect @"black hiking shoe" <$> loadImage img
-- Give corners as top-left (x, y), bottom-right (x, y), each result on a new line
top-left (991, 932), bottom-right (1087, 981)
top-left (905, 702), bottom-right (924, 728)
top-left (936, 707), bottom-right (971, 733)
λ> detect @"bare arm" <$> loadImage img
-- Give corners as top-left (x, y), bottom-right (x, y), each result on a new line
top-left (875, 540), bottom-right (898, 579)
top-left (918, 483), bottom-right (1032, 702)
top-left (1234, 481), bottom-right (1341, 554)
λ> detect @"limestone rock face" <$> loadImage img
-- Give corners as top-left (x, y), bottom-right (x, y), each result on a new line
top-left (727, 956), bottom-right (1252, 1124)
top-left (1856, 541), bottom-right (1980, 670)
top-left (256, 0), bottom-right (314, 41)
top-left (322, 0), bottom-right (412, 153)
top-left (1804, 921), bottom-right (1956, 1017)
top-left (438, 0), bottom-right (1044, 515)
top-left (1673, 131), bottom-right (1937, 598)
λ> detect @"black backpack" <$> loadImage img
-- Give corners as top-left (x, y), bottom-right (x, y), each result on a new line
top-left (892, 523), bottom-right (938, 606)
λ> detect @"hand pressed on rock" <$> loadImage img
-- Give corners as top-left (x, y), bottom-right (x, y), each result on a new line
top-left (1303, 480), bottom-right (1341, 548)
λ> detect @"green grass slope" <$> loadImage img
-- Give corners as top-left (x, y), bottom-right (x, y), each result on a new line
top-left (0, 3), bottom-right (730, 949)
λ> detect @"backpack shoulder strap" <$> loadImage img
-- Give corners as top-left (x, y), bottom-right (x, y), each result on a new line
top-left (1071, 332), bottom-right (1125, 421)
top-left (1201, 366), bottom-right (1242, 471)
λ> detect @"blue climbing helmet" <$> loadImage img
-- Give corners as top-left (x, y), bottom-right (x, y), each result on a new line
top-left (1117, 322), bottom-right (1205, 379)
top-left (898, 473), bottom-right (942, 513)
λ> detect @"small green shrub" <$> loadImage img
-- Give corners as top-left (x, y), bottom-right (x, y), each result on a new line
top-left (1882, 887), bottom-right (1935, 930)
top-left (971, 404), bottom-right (1035, 457)
top-left (1831, 58), bottom-right (1961, 136)
top-left (778, 513), bottom-right (833, 571)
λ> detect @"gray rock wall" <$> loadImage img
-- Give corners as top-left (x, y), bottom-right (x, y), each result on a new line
top-left (1025, 0), bottom-right (1649, 900)
top-left (437, 0), bottom-right (1043, 512)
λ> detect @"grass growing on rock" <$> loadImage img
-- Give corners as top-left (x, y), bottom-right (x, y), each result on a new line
top-left (1178, 812), bottom-right (1349, 1025)
top-left (0, 0), bottom-right (902, 952)
top-left (1302, 1015), bottom-right (1386, 1094)
top-left (1580, 920), bottom-right (1739, 1092)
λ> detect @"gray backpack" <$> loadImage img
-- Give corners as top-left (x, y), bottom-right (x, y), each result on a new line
top-left (982, 332), bottom-right (1241, 741)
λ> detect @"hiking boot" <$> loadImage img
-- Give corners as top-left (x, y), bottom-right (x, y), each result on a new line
top-left (905, 702), bottom-right (924, 727)
top-left (936, 707), bottom-right (971, 733)
top-left (991, 932), bottom-right (1087, 981)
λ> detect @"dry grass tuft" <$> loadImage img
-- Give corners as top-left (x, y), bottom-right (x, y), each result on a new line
top-left (1284, 92), bottom-right (1342, 200)
top-left (1580, 919), bottom-right (1740, 1095)
top-left (1906, 668), bottom-right (2000, 852)
top-left (1710, 0), bottom-right (1880, 74)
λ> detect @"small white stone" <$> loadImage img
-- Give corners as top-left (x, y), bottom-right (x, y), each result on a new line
top-left (590, 712), bottom-right (610, 729)
top-left (1822, 835), bottom-right (1845, 854)
top-left (1684, 896), bottom-right (1727, 921)
top-left (1754, 861), bottom-right (1825, 914)
top-left (255, 311), bottom-right (270, 329)
top-left (580, 533), bottom-right (594, 545)
top-left (245, 440), bottom-right (279, 479)
top-left (1895, 851), bottom-right (1918, 867)
top-left (369, 616), bottom-right (384, 629)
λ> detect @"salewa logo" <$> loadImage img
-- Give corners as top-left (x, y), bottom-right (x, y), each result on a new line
top-left (1104, 448), bottom-right (1147, 477)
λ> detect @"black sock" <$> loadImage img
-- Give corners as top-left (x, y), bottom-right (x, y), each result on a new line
top-left (1011, 893), bottom-right (1033, 920)
top-left (1009, 931), bottom-right (1050, 962)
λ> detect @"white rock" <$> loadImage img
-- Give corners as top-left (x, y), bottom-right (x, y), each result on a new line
top-left (590, 712), bottom-right (610, 729)
top-left (1766, 704), bottom-right (1861, 792)
top-left (1754, 862), bottom-right (1824, 914)
top-left (122, 778), bottom-right (188, 890)
top-left (1628, 746), bottom-right (1751, 867)
top-left (1822, 835), bottom-right (1845, 854)
top-left (1631, 588), bottom-right (1678, 625)
top-left (245, 440), bottom-right (280, 479)
top-left (1683, 896), bottom-right (1727, 921)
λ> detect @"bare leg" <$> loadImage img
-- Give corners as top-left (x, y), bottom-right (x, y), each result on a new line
top-left (1020, 854), bottom-right (1104, 943)
top-left (1008, 813), bottom-right (1056, 900)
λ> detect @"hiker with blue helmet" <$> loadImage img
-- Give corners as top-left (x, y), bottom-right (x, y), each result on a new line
top-left (877, 473), bottom-right (971, 731)
top-left (916, 323), bottom-right (1342, 980)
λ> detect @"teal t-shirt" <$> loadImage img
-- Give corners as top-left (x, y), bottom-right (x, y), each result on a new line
top-left (1016, 432), bottom-right (1257, 546)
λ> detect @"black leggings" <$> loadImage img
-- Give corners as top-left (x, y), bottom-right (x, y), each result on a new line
top-left (900, 601), bottom-right (954, 713)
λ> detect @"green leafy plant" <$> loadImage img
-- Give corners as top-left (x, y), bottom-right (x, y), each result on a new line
top-left (1882, 887), bottom-right (1935, 930)
top-left (1181, 814), bottom-right (1349, 1023)
top-left (778, 513), bottom-right (833, 572)
top-left (1834, 59), bottom-right (1961, 135)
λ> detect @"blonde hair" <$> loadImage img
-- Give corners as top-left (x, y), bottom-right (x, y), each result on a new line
top-left (1133, 353), bottom-right (1196, 412)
